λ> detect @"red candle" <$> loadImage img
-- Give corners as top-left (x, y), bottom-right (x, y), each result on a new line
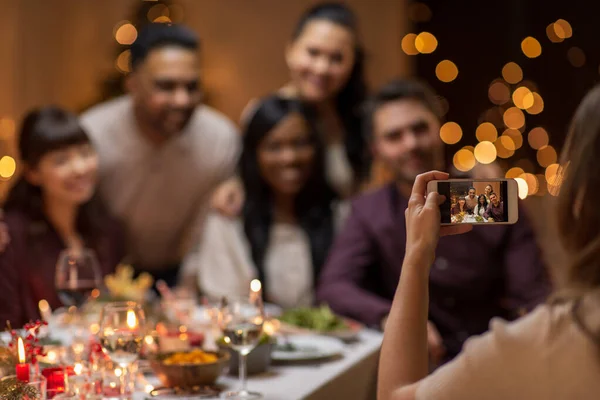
top-left (15, 337), bottom-right (30, 382)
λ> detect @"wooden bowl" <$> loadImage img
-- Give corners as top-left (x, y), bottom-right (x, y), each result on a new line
top-left (149, 350), bottom-right (230, 388)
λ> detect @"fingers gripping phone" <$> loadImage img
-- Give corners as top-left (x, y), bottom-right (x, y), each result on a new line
top-left (427, 178), bottom-right (519, 226)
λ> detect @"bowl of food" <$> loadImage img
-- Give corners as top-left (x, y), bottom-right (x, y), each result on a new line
top-left (149, 349), bottom-right (230, 388)
top-left (216, 333), bottom-right (275, 375)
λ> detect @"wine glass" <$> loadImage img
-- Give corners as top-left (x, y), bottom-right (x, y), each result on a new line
top-left (219, 296), bottom-right (264, 400)
top-left (55, 248), bottom-right (102, 325)
top-left (98, 302), bottom-right (146, 399)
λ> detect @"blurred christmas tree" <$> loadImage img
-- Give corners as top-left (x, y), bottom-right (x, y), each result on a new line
top-left (79, 0), bottom-right (184, 112)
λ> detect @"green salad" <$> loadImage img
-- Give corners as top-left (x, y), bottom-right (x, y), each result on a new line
top-left (279, 305), bottom-right (348, 332)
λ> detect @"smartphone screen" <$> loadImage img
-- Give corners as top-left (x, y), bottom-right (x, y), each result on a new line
top-left (437, 180), bottom-right (509, 224)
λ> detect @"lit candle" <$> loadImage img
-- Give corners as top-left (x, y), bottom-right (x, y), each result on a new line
top-left (250, 279), bottom-right (262, 302)
top-left (15, 337), bottom-right (30, 382)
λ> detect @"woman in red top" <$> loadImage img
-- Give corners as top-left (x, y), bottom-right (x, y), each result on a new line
top-left (0, 106), bottom-right (124, 326)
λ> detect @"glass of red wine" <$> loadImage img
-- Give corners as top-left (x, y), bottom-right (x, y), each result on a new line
top-left (55, 249), bottom-right (102, 324)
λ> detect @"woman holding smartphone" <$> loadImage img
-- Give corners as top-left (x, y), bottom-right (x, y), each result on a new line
top-left (378, 85), bottom-right (600, 399)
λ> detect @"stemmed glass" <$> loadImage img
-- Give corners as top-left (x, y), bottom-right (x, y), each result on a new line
top-left (219, 295), bottom-right (264, 400)
top-left (98, 302), bottom-right (146, 399)
top-left (55, 248), bottom-right (102, 325)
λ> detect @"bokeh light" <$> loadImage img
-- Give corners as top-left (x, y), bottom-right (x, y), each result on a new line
top-left (147, 4), bottom-right (169, 21)
top-left (415, 32), bottom-right (438, 54)
top-left (537, 145), bottom-right (557, 167)
top-left (502, 129), bottom-right (523, 149)
top-left (0, 117), bottom-right (15, 140)
top-left (115, 50), bottom-right (131, 74)
top-left (514, 177), bottom-right (529, 199)
top-left (440, 122), bottom-right (462, 144)
top-left (495, 136), bottom-right (515, 159)
top-left (503, 107), bottom-right (525, 130)
top-left (502, 62), bottom-right (523, 84)
top-left (521, 36), bottom-right (542, 58)
top-left (505, 167), bottom-right (525, 179)
top-left (512, 86), bottom-right (535, 110)
top-left (555, 19), bottom-right (573, 38)
top-left (437, 96), bottom-right (450, 117)
top-left (153, 16), bottom-right (172, 23)
top-left (453, 148), bottom-right (476, 172)
top-left (545, 163), bottom-right (560, 182)
top-left (0, 156), bottom-right (16, 179)
top-left (488, 80), bottom-right (511, 105)
top-left (476, 122), bottom-right (498, 142)
top-left (520, 173), bottom-right (539, 196)
top-left (567, 47), bottom-right (586, 68)
top-left (409, 2), bottom-right (432, 22)
top-left (401, 33), bottom-right (419, 55)
top-left (546, 23), bottom-right (564, 43)
top-left (526, 92), bottom-right (544, 115)
top-left (114, 22), bottom-right (137, 45)
top-left (436, 60), bottom-right (459, 83)
top-left (474, 141), bottom-right (497, 164)
top-left (528, 127), bottom-right (549, 150)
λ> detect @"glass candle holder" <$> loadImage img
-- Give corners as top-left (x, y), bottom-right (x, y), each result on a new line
top-left (26, 375), bottom-right (47, 400)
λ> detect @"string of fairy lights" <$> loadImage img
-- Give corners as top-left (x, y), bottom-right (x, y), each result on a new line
top-left (403, 2), bottom-right (578, 199)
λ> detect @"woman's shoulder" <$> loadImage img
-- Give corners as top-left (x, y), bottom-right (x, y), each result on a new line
top-left (3, 208), bottom-right (37, 238)
top-left (203, 212), bottom-right (245, 237)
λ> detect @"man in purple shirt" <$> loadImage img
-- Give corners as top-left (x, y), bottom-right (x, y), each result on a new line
top-left (316, 79), bottom-right (550, 364)
top-left (484, 193), bottom-right (505, 222)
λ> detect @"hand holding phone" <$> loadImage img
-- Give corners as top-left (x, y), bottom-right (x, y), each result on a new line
top-left (426, 178), bottom-right (519, 226)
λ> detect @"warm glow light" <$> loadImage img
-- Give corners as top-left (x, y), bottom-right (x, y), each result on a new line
top-left (147, 4), bottom-right (169, 22)
top-left (250, 279), bottom-right (262, 293)
top-left (537, 145), bottom-right (557, 167)
top-left (0, 156), bottom-right (16, 179)
top-left (401, 33), bottom-right (419, 55)
top-left (526, 92), bottom-right (544, 115)
top-left (488, 81), bottom-right (511, 105)
top-left (38, 299), bottom-right (50, 314)
top-left (506, 167), bottom-right (525, 179)
top-left (502, 62), bottom-right (523, 84)
top-left (453, 149), bottom-right (476, 172)
top-left (74, 363), bottom-right (84, 375)
top-left (547, 23), bottom-right (564, 43)
top-left (502, 129), bottom-right (523, 149)
top-left (440, 122), bottom-right (462, 144)
top-left (520, 173), bottom-right (539, 196)
top-left (409, 2), bottom-right (432, 22)
top-left (114, 22), bottom-right (137, 45)
top-left (555, 19), bottom-right (573, 39)
top-left (476, 122), bottom-right (498, 142)
top-left (435, 60), bottom-right (458, 83)
top-left (503, 107), bottom-right (525, 130)
top-left (528, 127), bottom-right (549, 150)
top-left (415, 32), bottom-right (438, 54)
top-left (145, 385), bottom-right (155, 394)
top-left (495, 136), bottom-right (515, 159)
top-left (521, 36), bottom-right (542, 58)
top-left (90, 323), bottom-right (100, 335)
top-left (17, 337), bottom-right (25, 363)
top-left (126, 310), bottom-right (137, 329)
top-left (567, 47), bottom-right (586, 68)
top-left (153, 16), bottom-right (172, 23)
top-left (474, 141), bottom-right (497, 164)
top-left (145, 335), bottom-right (155, 345)
top-left (262, 319), bottom-right (280, 336)
top-left (0, 117), bottom-right (15, 140)
top-left (545, 163), bottom-right (560, 182)
top-left (512, 86), bottom-right (535, 110)
top-left (115, 368), bottom-right (122, 378)
top-left (115, 50), bottom-right (131, 74)
top-left (515, 177), bottom-right (529, 199)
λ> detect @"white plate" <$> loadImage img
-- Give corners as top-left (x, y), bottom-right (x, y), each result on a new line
top-left (271, 335), bottom-right (345, 362)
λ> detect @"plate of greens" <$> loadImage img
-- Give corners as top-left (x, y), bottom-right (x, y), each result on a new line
top-left (277, 305), bottom-right (362, 340)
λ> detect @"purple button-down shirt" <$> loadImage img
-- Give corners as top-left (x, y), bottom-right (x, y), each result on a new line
top-left (317, 184), bottom-right (550, 359)
top-left (484, 201), bottom-right (505, 222)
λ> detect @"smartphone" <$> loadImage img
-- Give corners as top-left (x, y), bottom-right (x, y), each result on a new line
top-left (426, 178), bottom-right (518, 225)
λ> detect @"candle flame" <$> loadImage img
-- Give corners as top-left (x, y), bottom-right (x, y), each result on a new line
top-left (17, 337), bottom-right (25, 363)
top-left (126, 309), bottom-right (137, 329)
top-left (250, 279), bottom-right (261, 293)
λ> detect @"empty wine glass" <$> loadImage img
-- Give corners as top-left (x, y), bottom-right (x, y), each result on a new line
top-left (98, 302), bottom-right (145, 399)
top-left (219, 296), bottom-right (264, 400)
top-left (55, 248), bottom-right (102, 325)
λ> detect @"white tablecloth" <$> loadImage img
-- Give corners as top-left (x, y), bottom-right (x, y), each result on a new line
top-left (137, 329), bottom-right (382, 400)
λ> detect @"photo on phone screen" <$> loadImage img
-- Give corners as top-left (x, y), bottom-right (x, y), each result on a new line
top-left (438, 181), bottom-right (509, 224)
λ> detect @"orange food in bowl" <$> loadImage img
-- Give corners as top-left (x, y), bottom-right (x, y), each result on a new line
top-left (162, 349), bottom-right (219, 365)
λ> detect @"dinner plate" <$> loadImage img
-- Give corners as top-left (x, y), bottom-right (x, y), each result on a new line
top-left (271, 335), bottom-right (345, 362)
top-left (278, 317), bottom-right (363, 341)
